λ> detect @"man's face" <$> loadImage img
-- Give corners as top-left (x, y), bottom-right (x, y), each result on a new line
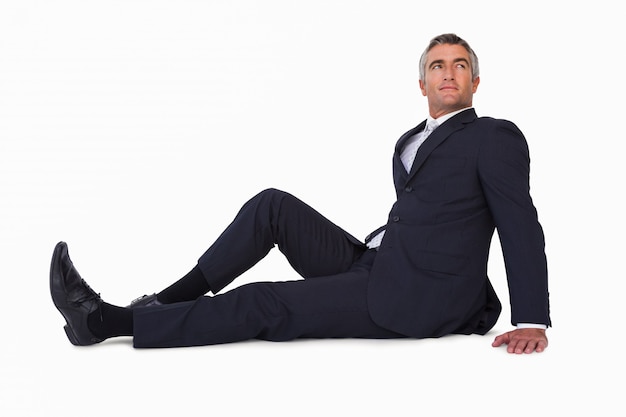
top-left (419, 43), bottom-right (480, 119)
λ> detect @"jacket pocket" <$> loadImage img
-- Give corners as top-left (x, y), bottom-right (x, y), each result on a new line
top-left (414, 251), bottom-right (468, 276)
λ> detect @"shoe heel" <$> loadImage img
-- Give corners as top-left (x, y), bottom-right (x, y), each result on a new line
top-left (63, 325), bottom-right (80, 346)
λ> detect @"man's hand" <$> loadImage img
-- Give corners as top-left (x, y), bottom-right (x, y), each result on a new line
top-left (492, 328), bottom-right (548, 354)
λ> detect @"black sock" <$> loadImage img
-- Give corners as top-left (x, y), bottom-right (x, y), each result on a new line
top-left (88, 302), bottom-right (133, 340)
top-left (156, 265), bottom-right (211, 304)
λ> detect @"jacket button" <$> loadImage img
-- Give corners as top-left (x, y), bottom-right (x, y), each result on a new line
top-left (392, 216), bottom-right (400, 222)
top-left (404, 186), bottom-right (413, 192)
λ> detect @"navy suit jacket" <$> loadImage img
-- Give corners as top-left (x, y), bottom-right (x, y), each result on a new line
top-left (366, 108), bottom-right (550, 338)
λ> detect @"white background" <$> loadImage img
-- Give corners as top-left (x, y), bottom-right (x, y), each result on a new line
top-left (1, 0), bottom-right (623, 415)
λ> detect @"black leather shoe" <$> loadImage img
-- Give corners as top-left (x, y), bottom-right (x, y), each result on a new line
top-left (49, 241), bottom-right (104, 346)
top-left (127, 293), bottom-right (162, 308)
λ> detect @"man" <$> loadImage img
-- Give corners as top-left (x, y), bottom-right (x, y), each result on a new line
top-left (50, 33), bottom-right (550, 353)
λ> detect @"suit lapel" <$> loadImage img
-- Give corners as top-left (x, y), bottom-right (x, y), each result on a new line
top-left (406, 109), bottom-right (477, 183)
top-left (393, 122), bottom-right (426, 183)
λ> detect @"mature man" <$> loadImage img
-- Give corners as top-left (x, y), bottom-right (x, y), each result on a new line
top-left (51, 33), bottom-right (550, 353)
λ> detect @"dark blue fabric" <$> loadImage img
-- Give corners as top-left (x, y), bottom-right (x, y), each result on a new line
top-left (133, 109), bottom-right (550, 347)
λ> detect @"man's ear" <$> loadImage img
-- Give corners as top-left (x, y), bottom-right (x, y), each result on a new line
top-left (472, 76), bottom-right (480, 93)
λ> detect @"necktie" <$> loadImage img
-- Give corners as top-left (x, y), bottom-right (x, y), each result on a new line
top-left (401, 119), bottom-right (438, 172)
top-left (423, 119), bottom-right (438, 138)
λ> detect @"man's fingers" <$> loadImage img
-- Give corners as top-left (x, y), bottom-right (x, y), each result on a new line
top-left (492, 329), bottom-right (548, 354)
top-left (491, 332), bottom-right (510, 347)
top-left (534, 339), bottom-right (548, 353)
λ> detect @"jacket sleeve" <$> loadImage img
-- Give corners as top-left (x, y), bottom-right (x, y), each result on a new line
top-left (477, 119), bottom-right (551, 326)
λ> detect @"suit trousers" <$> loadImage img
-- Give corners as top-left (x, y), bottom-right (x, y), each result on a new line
top-left (133, 188), bottom-right (405, 347)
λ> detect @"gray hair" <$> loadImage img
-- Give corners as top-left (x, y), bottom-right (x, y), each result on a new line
top-left (418, 33), bottom-right (480, 81)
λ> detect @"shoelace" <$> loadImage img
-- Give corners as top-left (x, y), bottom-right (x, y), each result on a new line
top-left (72, 278), bottom-right (103, 321)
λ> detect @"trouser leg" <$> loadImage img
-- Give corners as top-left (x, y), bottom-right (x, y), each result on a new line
top-left (133, 250), bottom-right (403, 348)
top-left (197, 188), bottom-right (366, 293)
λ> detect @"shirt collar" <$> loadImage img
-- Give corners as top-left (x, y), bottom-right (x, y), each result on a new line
top-left (427, 107), bottom-right (473, 127)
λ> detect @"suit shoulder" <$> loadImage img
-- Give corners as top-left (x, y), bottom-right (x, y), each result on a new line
top-left (474, 117), bottom-right (530, 162)
top-left (475, 116), bottom-right (523, 135)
